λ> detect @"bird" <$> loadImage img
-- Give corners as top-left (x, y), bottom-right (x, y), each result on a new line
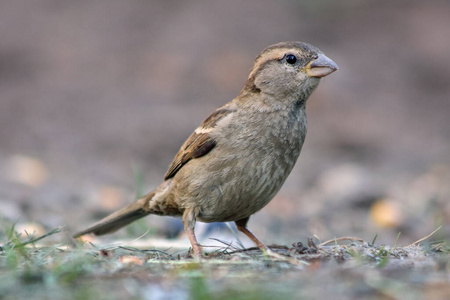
top-left (73, 41), bottom-right (338, 257)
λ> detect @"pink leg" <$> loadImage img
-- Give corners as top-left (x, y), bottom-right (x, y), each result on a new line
top-left (235, 217), bottom-right (271, 253)
top-left (183, 208), bottom-right (203, 257)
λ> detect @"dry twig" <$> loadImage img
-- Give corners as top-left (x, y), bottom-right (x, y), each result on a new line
top-left (408, 226), bottom-right (442, 247)
top-left (318, 237), bottom-right (364, 248)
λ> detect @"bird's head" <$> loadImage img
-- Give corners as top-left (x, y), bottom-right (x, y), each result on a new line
top-left (242, 41), bottom-right (338, 102)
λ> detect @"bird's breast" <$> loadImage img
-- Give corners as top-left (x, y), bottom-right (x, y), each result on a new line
top-left (194, 108), bottom-right (307, 222)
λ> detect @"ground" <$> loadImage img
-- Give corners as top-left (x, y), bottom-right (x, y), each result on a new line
top-left (0, 225), bottom-right (448, 299)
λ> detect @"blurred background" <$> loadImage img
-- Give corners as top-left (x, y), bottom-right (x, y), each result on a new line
top-left (0, 0), bottom-right (449, 248)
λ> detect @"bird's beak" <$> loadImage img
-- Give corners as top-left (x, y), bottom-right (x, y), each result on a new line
top-left (306, 54), bottom-right (339, 78)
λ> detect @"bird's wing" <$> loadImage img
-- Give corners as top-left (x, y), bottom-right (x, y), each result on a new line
top-left (164, 107), bottom-right (235, 180)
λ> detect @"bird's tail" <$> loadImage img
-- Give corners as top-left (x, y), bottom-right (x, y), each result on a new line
top-left (72, 191), bottom-right (155, 238)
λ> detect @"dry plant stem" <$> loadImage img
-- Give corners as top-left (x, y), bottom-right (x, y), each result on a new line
top-left (318, 237), bottom-right (364, 248)
top-left (408, 226), bottom-right (442, 247)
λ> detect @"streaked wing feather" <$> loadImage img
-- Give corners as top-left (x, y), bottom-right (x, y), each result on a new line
top-left (164, 133), bottom-right (215, 180)
top-left (164, 107), bottom-right (235, 180)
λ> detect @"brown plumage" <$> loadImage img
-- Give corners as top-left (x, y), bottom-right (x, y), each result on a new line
top-left (73, 41), bottom-right (338, 257)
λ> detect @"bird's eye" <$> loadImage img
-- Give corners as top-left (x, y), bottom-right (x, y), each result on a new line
top-left (285, 54), bottom-right (297, 64)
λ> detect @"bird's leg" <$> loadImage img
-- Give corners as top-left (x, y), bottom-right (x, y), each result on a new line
top-left (182, 207), bottom-right (203, 257)
top-left (234, 218), bottom-right (304, 265)
top-left (235, 217), bottom-right (272, 254)
top-left (235, 217), bottom-right (303, 264)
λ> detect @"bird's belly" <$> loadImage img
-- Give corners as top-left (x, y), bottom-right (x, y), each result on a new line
top-left (196, 190), bottom-right (276, 223)
top-left (195, 146), bottom-right (299, 223)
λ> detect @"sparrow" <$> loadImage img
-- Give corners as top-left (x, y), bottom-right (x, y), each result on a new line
top-left (73, 41), bottom-right (338, 257)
